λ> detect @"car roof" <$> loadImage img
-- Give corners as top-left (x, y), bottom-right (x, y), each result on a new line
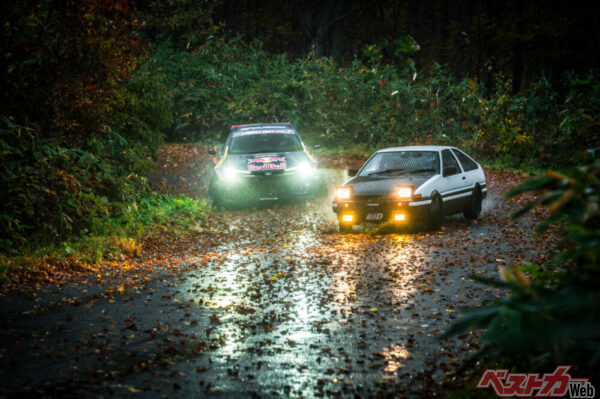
top-left (230, 122), bottom-right (294, 131)
top-left (228, 123), bottom-right (299, 138)
top-left (377, 145), bottom-right (454, 152)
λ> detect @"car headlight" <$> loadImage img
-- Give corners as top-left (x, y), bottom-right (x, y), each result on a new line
top-left (297, 161), bottom-right (316, 178)
top-left (397, 186), bottom-right (413, 199)
top-left (335, 187), bottom-right (352, 200)
top-left (221, 166), bottom-right (238, 183)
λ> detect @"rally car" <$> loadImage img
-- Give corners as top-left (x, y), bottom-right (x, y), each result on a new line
top-left (208, 123), bottom-right (320, 208)
top-left (332, 146), bottom-right (487, 232)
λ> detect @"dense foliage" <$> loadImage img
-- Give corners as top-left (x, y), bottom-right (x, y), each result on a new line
top-left (0, 1), bottom-right (172, 254)
top-left (1, 0), bottom-right (142, 139)
top-left (445, 152), bottom-right (600, 377)
top-left (147, 37), bottom-right (599, 168)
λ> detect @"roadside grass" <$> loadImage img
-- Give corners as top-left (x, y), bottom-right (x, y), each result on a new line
top-left (0, 194), bottom-right (210, 287)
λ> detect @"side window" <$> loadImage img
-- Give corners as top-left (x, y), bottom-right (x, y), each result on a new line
top-left (442, 149), bottom-right (461, 176)
top-left (452, 149), bottom-right (478, 172)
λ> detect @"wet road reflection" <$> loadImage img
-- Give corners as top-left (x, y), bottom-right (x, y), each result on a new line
top-left (163, 191), bottom-right (546, 396)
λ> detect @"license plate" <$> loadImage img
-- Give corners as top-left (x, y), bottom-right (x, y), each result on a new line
top-left (366, 213), bottom-right (383, 221)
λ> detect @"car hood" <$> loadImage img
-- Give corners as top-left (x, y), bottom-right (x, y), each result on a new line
top-left (223, 151), bottom-right (311, 172)
top-left (346, 174), bottom-right (435, 196)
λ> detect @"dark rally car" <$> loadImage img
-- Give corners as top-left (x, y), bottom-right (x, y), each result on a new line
top-left (208, 123), bottom-right (320, 208)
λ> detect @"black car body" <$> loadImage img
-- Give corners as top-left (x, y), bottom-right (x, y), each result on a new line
top-left (208, 123), bottom-right (320, 207)
top-left (332, 146), bottom-right (487, 232)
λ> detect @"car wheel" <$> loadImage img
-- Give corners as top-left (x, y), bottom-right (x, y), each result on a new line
top-left (463, 186), bottom-right (482, 220)
top-left (339, 223), bottom-right (353, 234)
top-left (427, 195), bottom-right (443, 230)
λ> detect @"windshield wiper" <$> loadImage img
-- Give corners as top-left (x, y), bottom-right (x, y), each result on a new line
top-left (368, 168), bottom-right (407, 175)
top-left (406, 168), bottom-right (437, 173)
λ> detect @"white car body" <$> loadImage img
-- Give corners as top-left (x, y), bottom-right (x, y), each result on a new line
top-left (332, 145), bottom-right (487, 230)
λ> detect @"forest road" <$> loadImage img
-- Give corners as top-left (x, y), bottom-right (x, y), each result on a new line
top-left (0, 168), bottom-right (555, 398)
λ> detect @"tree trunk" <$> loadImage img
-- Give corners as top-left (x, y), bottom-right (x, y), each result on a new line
top-left (313, 0), bottom-right (332, 58)
top-left (512, 45), bottom-right (523, 94)
top-left (294, 0), bottom-right (376, 59)
top-left (225, 0), bottom-right (237, 33)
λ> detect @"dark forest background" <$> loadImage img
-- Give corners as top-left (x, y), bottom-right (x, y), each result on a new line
top-left (140, 0), bottom-right (600, 94)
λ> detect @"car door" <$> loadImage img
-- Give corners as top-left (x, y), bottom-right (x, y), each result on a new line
top-left (440, 149), bottom-right (469, 215)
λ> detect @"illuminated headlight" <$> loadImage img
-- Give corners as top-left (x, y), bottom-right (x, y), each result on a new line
top-left (342, 214), bottom-right (354, 222)
top-left (397, 186), bottom-right (413, 199)
top-left (297, 161), bottom-right (316, 178)
top-left (221, 166), bottom-right (238, 183)
top-left (335, 187), bottom-right (352, 200)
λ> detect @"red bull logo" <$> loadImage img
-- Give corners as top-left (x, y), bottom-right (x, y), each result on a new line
top-left (248, 157), bottom-right (287, 172)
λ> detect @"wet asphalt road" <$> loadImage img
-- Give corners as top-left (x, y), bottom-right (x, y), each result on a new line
top-left (0, 169), bottom-right (555, 398)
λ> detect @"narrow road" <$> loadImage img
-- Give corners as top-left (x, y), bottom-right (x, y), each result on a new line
top-left (0, 168), bottom-right (556, 398)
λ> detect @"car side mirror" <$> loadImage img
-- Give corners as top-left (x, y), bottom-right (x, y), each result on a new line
top-left (347, 168), bottom-right (359, 177)
top-left (313, 144), bottom-right (321, 149)
top-left (443, 166), bottom-right (458, 177)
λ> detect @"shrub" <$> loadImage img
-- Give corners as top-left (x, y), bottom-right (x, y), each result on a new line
top-left (444, 151), bottom-right (600, 376)
top-left (147, 37), bottom-right (598, 169)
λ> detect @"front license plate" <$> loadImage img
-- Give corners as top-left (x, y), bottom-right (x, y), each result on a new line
top-left (366, 213), bottom-right (383, 221)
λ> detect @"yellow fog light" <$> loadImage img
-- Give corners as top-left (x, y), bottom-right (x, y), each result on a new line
top-left (394, 213), bottom-right (406, 221)
top-left (342, 214), bottom-right (354, 222)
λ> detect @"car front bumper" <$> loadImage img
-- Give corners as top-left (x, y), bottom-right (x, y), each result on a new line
top-left (332, 197), bottom-right (432, 225)
top-left (211, 172), bottom-right (320, 204)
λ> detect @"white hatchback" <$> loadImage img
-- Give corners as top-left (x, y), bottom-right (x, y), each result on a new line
top-left (331, 146), bottom-right (487, 232)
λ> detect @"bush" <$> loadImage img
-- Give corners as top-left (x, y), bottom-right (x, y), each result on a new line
top-left (0, 0), bottom-right (175, 255)
top-left (146, 37), bottom-right (598, 169)
top-left (444, 151), bottom-right (600, 376)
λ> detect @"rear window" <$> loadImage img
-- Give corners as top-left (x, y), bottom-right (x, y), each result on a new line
top-left (451, 149), bottom-right (478, 172)
top-left (229, 133), bottom-right (302, 154)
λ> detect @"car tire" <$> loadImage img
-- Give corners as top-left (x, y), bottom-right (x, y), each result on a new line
top-left (339, 223), bottom-right (353, 234)
top-left (427, 195), bottom-right (443, 231)
top-left (463, 186), bottom-right (482, 220)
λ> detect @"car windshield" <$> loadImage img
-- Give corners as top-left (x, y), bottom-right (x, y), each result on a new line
top-left (359, 151), bottom-right (440, 176)
top-left (229, 133), bottom-right (303, 154)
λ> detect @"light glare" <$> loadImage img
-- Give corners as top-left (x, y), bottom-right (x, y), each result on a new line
top-left (298, 161), bottom-right (315, 178)
top-left (336, 187), bottom-right (351, 199)
top-left (394, 213), bottom-right (406, 221)
top-left (397, 187), bottom-right (413, 198)
top-left (222, 166), bottom-right (238, 182)
top-left (342, 214), bottom-right (354, 222)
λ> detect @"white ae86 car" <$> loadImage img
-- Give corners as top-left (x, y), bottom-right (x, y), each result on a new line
top-left (332, 146), bottom-right (487, 232)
